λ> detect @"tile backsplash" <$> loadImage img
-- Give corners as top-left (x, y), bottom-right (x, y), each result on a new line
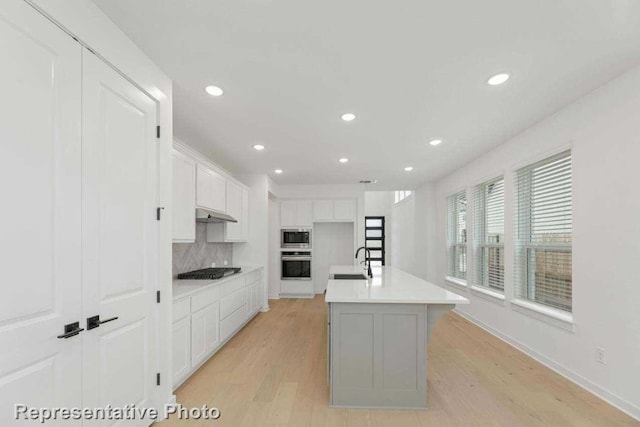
top-left (172, 223), bottom-right (233, 277)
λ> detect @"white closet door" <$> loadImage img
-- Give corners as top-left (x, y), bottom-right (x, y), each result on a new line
top-left (81, 50), bottom-right (159, 425)
top-left (0, 1), bottom-right (82, 425)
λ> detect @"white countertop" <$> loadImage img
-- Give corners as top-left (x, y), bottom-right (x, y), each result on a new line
top-left (325, 265), bottom-right (469, 304)
top-left (173, 266), bottom-right (262, 301)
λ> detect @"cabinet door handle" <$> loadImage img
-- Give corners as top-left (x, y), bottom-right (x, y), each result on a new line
top-left (57, 322), bottom-right (84, 339)
top-left (86, 315), bottom-right (119, 330)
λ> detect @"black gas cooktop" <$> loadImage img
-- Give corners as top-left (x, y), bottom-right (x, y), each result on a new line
top-left (177, 267), bottom-right (242, 280)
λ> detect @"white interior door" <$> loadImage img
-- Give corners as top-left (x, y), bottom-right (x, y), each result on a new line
top-left (81, 49), bottom-right (159, 426)
top-left (0, 1), bottom-right (82, 425)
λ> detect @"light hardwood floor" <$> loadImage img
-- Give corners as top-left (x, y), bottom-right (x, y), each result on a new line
top-left (160, 296), bottom-right (639, 427)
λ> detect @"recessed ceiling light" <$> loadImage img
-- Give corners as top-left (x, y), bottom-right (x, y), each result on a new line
top-left (429, 139), bottom-right (443, 146)
top-left (339, 158), bottom-right (349, 163)
top-left (404, 166), bottom-right (414, 172)
top-left (487, 73), bottom-right (510, 86)
top-left (253, 144), bottom-right (265, 151)
top-left (274, 169), bottom-right (283, 174)
top-left (341, 113), bottom-right (356, 122)
top-left (205, 85), bottom-right (224, 96)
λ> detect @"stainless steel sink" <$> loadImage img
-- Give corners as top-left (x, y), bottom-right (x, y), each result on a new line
top-left (333, 274), bottom-right (367, 280)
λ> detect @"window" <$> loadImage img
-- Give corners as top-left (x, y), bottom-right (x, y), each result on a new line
top-left (473, 177), bottom-right (505, 291)
top-left (394, 190), bottom-right (412, 204)
top-left (447, 190), bottom-right (467, 280)
top-left (365, 217), bottom-right (386, 266)
top-left (515, 150), bottom-right (572, 311)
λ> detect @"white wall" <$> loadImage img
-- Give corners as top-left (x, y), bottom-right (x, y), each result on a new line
top-left (313, 223), bottom-right (355, 293)
top-left (412, 183), bottom-right (437, 282)
top-left (430, 63), bottom-right (640, 419)
top-left (366, 189), bottom-right (437, 279)
top-left (390, 195), bottom-right (416, 273)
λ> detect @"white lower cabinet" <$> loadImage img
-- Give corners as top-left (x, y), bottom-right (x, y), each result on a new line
top-left (190, 302), bottom-right (220, 367)
top-left (172, 317), bottom-right (191, 386)
top-left (220, 305), bottom-right (247, 343)
top-left (172, 268), bottom-right (264, 389)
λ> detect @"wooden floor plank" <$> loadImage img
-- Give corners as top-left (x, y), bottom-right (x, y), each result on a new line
top-left (159, 295), bottom-right (639, 427)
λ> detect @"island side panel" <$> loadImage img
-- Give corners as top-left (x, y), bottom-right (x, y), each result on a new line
top-left (330, 302), bottom-right (427, 409)
top-left (426, 304), bottom-right (455, 342)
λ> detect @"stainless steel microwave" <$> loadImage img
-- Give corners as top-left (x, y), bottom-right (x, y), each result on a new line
top-left (281, 229), bottom-right (312, 249)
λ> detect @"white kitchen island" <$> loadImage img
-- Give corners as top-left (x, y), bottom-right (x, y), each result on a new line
top-left (325, 265), bottom-right (469, 409)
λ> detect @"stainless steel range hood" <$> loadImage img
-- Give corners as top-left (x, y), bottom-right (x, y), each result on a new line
top-left (196, 208), bottom-right (238, 223)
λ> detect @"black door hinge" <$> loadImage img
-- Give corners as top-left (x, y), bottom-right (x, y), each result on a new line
top-left (156, 373), bottom-right (161, 386)
top-left (156, 207), bottom-right (164, 221)
top-left (156, 291), bottom-right (161, 304)
top-left (156, 126), bottom-right (161, 139)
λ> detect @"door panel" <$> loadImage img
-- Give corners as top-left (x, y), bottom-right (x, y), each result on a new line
top-left (81, 49), bottom-right (159, 425)
top-left (0, 1), bottom-right (82, 424)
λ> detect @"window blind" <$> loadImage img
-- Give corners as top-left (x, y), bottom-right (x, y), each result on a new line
top-left (447, 190), bottom-right (467, 280)
top-left (515, 150), bottom-right (572, 311)
top-left (473, 177), bottom-right (504, 291)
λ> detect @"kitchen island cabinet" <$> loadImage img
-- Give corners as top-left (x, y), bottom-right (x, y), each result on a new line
top-left (325, 265), bottom-right (468, 409)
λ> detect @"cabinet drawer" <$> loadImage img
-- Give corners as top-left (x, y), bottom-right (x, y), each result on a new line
top-left (220, 288), bottom-right (247, 319)
top-left (246, 270), bottom-right (260, 285)
top-left (220, 305), bottom-right (247, 343)
top-left (191, 286), bottom-right (221, 313)
top-left (223, 276), bottom-right (245, 297)
top-left (173, 298), bottom-right (191, 322)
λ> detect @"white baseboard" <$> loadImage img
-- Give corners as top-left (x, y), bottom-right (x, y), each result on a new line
top-left (268, 294), bottom-right (280, 300)
top-left (279, 293), bottom-right (314, 299)
top-left (453, 310), bottom-right (640, 421)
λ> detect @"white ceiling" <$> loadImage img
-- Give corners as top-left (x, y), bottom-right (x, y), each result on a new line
top-left (92, 0), bottom-right (640, 189)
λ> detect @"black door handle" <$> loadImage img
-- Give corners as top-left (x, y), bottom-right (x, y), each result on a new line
top-left (57, 322), bottom-right (84, 339)
top-left (87, 315), bottom-right (119, 330)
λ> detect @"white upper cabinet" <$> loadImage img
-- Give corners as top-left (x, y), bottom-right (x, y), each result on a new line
top-left (280, 201), bottom-right (298, 227)
top-left (172, 149), bottom-right (196, 242)
top-left (312, 199), bottom-right (356, 222)
top-left (314, 200), bottom-right (334, 221)
top-left (241, 188), bottom-right (249, 241)
top-left (281, 200), bottom-right (313, 227)
top-left (196, 163), bottom-right (226, 212)
top-left (224, 180), bottom-right (243, 241)
top-left (207, 181), bottom-right (250, 243)
top-left (297, 201), bottom-right (313, 226)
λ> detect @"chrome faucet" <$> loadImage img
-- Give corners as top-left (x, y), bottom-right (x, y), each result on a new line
top-left (355, 246), bottom-right (373, 278)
